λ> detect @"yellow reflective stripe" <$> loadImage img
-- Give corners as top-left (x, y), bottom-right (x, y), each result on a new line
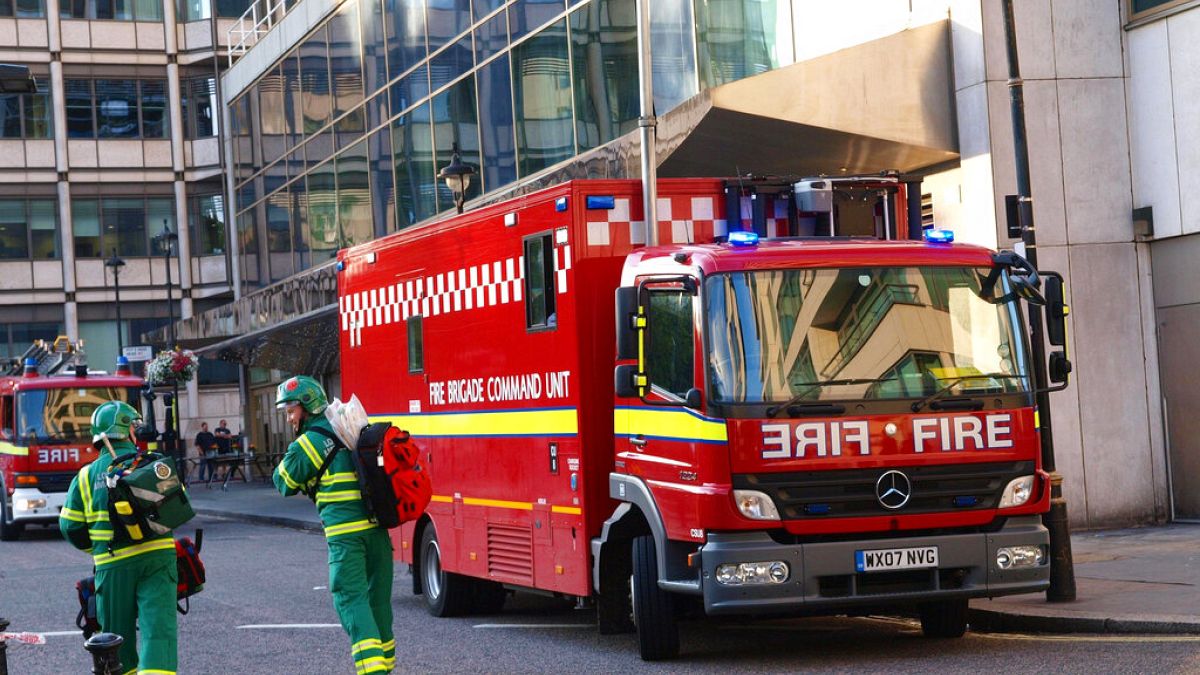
top-left (320, 471), bottom-right (358, 486)
top-left (324, 519), bottom-right (376, 538)
top-left (122, 668), bottom-right (137, 675)
top-left (79, 465), bottom-right (93, 521)
top-left (351, 638), bottom-right (382, 654)
top-left (297, 434), bottom-right (324, 469)
top-left (315, 489), bottom-right (363, 503)
top-left (355, 657), bottom-right (389, 674)
top-left (380, 639), bottom-right (395, 651)
top-left (60, 507), bottom-right (86, 523)
top-left (614, 407), bottom-right (727, 443)
top-left (551, 505), bottom-right (582, 515)
top-left (463, 497), bottom-right (532, 511)
top-left (0, 441), bottom-right (28, 456)
top-left (93, 538), bottom-right (175, 567)
top-left (138, 670), bottom-right (177, 674)
top-left (374, 408), bottom-right (578, 438)
top-left (90, 530), bottom-right (114, 541)
top-left (277, 463), bottom-right (301, 490)
top-left (430, 495), bottom-right (452, 503)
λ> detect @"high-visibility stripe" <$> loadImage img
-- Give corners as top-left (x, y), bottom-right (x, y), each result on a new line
top-left (324, 519), bottom-right (376, 538)
top-left (60, 507), bottom-right (86, 523)
top-left (93, 538), bottom-right (175, 567)
top-left (277, 463), bottom-right (300, 490)
top-left (79, 465), bottom-right (93, 521)
top-left (122, 668), bottom-right (136, 675)
top-left (351, 638), bottom-right (382, 654)
top-left (551, 505), bottom-right (582, 515)
top-left (297, 435), bottom-right (324, 469)
top-left (316, 489), bottom-right (363, 503)
top-left (380, 639), bottom-right (395, 651)
top-left (373, 407), bottom-right (578, 438)
top-left (463, 497), bottom-right (532, 511)
top-left (430, 494), bottom-right (453, 503)
top-left (90, 530), bottom-right (114, 541)
top-left (355, 656), bottom-right (389, 674)
top-left (138, 670), bottom-right (177, 674)
top-left (614, 407), bottom-right (728, 444)
top-left (321, 471), bottom-right (357, 486)
top-left (0, 442), bottom-right (28, 456)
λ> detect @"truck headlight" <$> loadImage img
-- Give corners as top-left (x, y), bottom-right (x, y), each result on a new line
top-left (715, 561), bottom-right (789, 585)
top-left (998, 475), bottom-right (1034, 508)
top-left (17, 498), bottom-right (46, 510)
top-left (996, 545), bottom-right (1045, 570)
top-left (733, 490), bottom-right (780, 521)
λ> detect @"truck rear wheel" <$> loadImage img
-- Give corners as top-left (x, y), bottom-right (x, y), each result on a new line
top-left (419, 526), bottom-right (472, 617)
top-left (0, 491), bottom-right (23, 542)
top-left (919, 598), bottom-right (969, 638)
top-left (631, 534), bottom-right (679, 660)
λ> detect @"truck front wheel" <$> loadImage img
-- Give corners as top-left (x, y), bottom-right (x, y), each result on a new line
top-left (419, 526), bottom-right (472, 617)
top-left (631, 534), bottom-right (679, 660)
top-left (0, 490), bottom-right (23, 542)
top-left (918, 598), bottom-right (969, 638)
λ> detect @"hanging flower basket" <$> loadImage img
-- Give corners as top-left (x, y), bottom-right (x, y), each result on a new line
top-left (146, 348), bottom-right (199, 386)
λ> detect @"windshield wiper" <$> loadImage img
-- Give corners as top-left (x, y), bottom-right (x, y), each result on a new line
top-left (910, 373), bottom-right (1027, 413)
top-left (766, 377), bottom-right (896, 418)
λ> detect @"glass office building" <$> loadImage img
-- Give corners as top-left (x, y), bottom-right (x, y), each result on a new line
top-left (227, 0), bottom-right (801, 292)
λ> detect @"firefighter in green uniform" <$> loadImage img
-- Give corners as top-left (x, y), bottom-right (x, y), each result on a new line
top-left (59, 400), bottom-right (178, 675)
top-left (273, 376), bottom-right (395, 674)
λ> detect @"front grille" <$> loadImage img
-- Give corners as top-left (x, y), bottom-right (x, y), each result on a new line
top-left (817, 567), bottom-right (970, 598)
top-left (23, 472), bottom-right (75, 493)
top-left (735, 460), bottom-right (1035, 519)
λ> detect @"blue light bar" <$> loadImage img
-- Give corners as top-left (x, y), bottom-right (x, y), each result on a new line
top-left (805, 503), bottom-right (831, 515)
top-left (116, 356), bottom-right (129, 366)
top-left (336, 260), bottom-right (346, 272)
top-left (586, 195), bottom-right (615, 210)
top-left (953, 496), bottom-right (978, 508)
top-left (728, 231), bottom-right (759, 246)
top-left (555, 196), bottom-right (568, 212)
top-left (924, 228), bottom-right (955, 244)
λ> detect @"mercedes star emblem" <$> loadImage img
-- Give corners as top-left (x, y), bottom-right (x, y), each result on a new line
top-left (876, 470), bottom-right (912, 510)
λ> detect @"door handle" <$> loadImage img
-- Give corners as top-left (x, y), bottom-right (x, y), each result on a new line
top-left (629, 435), bottom-right (647, 448)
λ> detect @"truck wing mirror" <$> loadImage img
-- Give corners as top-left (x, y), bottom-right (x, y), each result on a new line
top-left (615, 286), bottom-right (638, 361)
top-left (684, 388), bottom-right (702, 410)
top-left (1043, 272), bottom-right (1068, 347)
top-left (1048, 351), bottom-right (1072, 385)
top-left (614, 364), bottom-right (643, 399)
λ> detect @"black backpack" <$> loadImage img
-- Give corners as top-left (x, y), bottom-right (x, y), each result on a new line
top-left (311, 423), bottom-right (401, 529)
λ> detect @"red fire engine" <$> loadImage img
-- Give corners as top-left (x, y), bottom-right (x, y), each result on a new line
top-left (337, 177), bottom-right (1069, 659)
top-left (0, 338), bottom-right (144, 541)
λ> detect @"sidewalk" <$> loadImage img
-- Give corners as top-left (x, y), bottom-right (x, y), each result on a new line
top-left (188, 481), bottom-right (1200, 634)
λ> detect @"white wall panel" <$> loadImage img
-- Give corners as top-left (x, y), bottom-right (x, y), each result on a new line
top-left (1059, 78), bottom-right (1133, 245)
top-left (1168, 9), bottom-right (1200, 235)
top-left (1128, 21), bottom-right (1181, 239)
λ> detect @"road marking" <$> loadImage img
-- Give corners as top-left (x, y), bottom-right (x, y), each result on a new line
top-left (236, 624), bottom-right (343, 629)
top-left (25, 631), bottom-right (79, 638)
top-left (313, 585), bottom-right (328, 590)
top-left (473, 624), bottom-right (591, 629)
top-left (977, 633), bottom-right (1200, 643)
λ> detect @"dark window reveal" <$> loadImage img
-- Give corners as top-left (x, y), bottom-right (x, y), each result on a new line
top-left (407, 315), bottom-right (424, 373)
top-left (523, 232), bottom-right (556, 330)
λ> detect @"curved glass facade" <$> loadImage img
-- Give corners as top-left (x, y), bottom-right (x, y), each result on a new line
top-left (231, 0), bottom-right (790, 291)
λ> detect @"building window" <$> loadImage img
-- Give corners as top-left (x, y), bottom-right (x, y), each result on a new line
top-left (63, 79), bottom-right (170, 139)
top-left (1128, 0), bottom-right (1192, 21)
top-left (523, 232), bottom-right (556, 330)
top-left (0, 77), bottom-right (52, 139)
top-left (0, 199), bottom-right (59, 260)
top-left (0, 0), bottom-right (45, 17)
top-left (61, 0), bottom-right (162, 20)
top-left (181, 77), bottom-right (218, 138)
top-left (177, 0), bottom-right (253, 21)
top-left (0, 322), bottom-right (61, 360)
top-left (512, 19), bottom-right (573, 177)
top-left (188, 193), bottom-right (226, 255)
top-left (72, 196), bottom-right (177, 258)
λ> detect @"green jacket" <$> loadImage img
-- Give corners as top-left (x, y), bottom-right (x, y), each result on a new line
top-left (273, 414), bottom-right (376, 540)
top-left (59, 440), bottom-right (176, 568)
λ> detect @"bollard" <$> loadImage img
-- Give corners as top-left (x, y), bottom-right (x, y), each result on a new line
top-left (84, 632), bottom-right (123, 675)
top-left (0, 617), bottom-right (9, 675)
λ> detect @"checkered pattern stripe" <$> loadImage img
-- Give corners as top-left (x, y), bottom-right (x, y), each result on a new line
top-left (341, 246), bottom-right (573, 347)
top-left (584, 196), bottom-right (729, 248)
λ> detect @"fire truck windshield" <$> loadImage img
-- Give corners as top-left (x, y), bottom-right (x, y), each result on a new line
top-left (704, 266), bottom-right (1030, 404)
top-left (16, 386), bottom-right (139, 444)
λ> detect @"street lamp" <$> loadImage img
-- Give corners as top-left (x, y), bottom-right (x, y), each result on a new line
top-left (437, 142), bottom-right (475, 214)
top-left (153, 222), bottom-right (181, 469)
top-left (104, 248), bottom-right (126, 355)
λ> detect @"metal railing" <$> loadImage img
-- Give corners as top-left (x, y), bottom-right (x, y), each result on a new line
top-left (227, 0), bottom-right (293, 67)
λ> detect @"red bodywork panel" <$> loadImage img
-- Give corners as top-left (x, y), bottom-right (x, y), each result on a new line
top-left (0, 371), bottom-right (144, 495)
top-left (337, 178), bottom-right (1044, 599)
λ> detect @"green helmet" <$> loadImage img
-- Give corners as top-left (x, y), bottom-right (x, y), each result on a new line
top-left (275, 375), bottom-right (328, 415)
top-left (91, 400), bottom-right (142, 443)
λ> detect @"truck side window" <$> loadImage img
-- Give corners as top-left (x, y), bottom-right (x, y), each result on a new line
top-left (523, 233), bottom-right (556, 330)
top-left (0, 395), bottom-right (11, 438)
top-left (407, 315), bottom-right (424, 373)
top-left (646, 290), bottom-right (695, 398)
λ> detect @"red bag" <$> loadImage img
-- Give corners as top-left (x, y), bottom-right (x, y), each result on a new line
top-left (381, 428), bottom-right (432, 524)
top-left (175, 530), bottom-right (206, 614)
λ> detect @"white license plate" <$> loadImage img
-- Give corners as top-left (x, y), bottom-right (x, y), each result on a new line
top-left (855, 546), bottom-right (939, 572)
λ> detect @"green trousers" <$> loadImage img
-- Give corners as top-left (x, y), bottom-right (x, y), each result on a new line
top-left (95, 549), bottom-right (178, 675)
top-left (329, 528), bottom-right (395, 674)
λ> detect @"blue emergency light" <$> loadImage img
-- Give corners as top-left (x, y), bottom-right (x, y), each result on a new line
top-left (728, 231), bottom-right (759, 246)
top-left (586, 195), bottom-right (615, 210)
top-left (924, 228), bottom-right (955, 244)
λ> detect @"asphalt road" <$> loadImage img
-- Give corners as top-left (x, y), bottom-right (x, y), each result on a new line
top-left (3, 516), bottom-right (1199, 674)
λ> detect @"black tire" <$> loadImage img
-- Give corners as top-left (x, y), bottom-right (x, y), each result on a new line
top-left (597, 544), bottom-right (635, 635)
top-left (631, 535), bottom-right (679, 660)
top-left (471, 578), bottom-right (508, 615)
top-left (0, 490), bottom-right (23, 542)
top-left (919, 598), bottom-right (969, 638)
top-left (419, 525), bottom-right (473, 617)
